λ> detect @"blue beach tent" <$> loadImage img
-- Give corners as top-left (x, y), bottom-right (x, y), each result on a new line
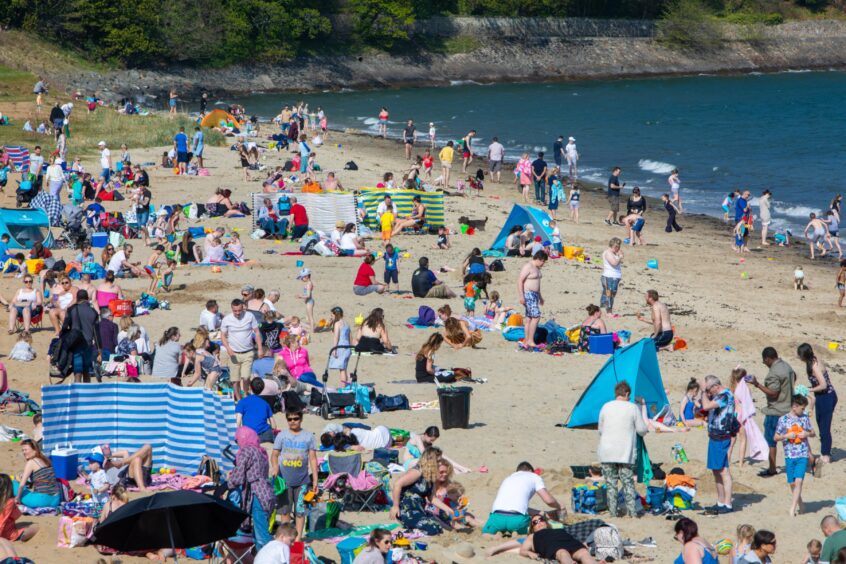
top-left (0, 208), bottom-right (53, 250)
top-left (566, 338), bottom-right (669, 428)
top-left (490, 204), bottom-right (556, 250)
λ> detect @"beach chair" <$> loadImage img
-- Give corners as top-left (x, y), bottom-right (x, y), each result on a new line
top-left (325, 452), bottom-right (382, 512)
top-left (15, 305), bottom-right (43, 332)
top-left (212, 532), bottom-right (254, 564)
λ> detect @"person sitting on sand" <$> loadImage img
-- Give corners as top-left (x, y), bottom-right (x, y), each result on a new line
top-left (390, 448), bottom-right (453, 536)
top-left (442, 317), bottom-right (482, 350)
top-left (428, 460), bottom-right (483, 529)
top-left (411, 257), bottom-right (456, 299)
top-left (680, 379), bottom-right (705, 428)
top-left (392, 195), bottom-right (426, 235)
top-left (14, 440), bottom-right (60, 509)
top-left (483, 291), bottom-right (513, 328)
top-left (675, 518), bottom-right (719, 564)
top-left (518, 514), bottom-right (600, 564)
top-left (354, 308), bottom-right (392, 353)
top-left (637, 396), bottom-right (690, 433)
top-left (577, 304), bottom-right (607, 352)
top-left (207, 188), bottom-right (241, 218)
top-left (416, 333), bottom-right (455, 383)
top-left (482, 461), bottom-right (564, 537)
top-left (404, 426), bottom-right (470, 473)
top-left (0, 474), bottom-right (39, 541)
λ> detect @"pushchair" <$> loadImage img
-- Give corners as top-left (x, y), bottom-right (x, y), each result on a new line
top-left (317, 345), bottom-right (369, 420)
top-left (57, 204), bottom-right (89, 249)
top-left (15, 175), bottom-right (37, 208)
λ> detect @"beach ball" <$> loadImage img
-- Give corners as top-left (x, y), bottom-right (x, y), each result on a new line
top-left (646, 259), bottom-right (658, 269)
top-left (715, 539), bottom-right (733, 555)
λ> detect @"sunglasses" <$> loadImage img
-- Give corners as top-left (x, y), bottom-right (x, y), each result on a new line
top-left (23, 279), bottom-right (32, 283)
top-left (286, 416), bottom-right (302, 422)
top-left (531, 517), bottom-right (546, 525)
top-left (378, 539), bottom-right (392, 545)
top-left (61, 280), bottom-right (71, 285)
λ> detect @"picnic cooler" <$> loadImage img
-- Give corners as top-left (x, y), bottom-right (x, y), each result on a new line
top-left (51, 445), bottom-right (79, 480)
top-left (588, 334), bottom-right (614, 354)
top-left (90, 233), bottom-right (109, 248)
top-left (337, 537), bottom-right (367, 564)
top-left (437, 386), bottom-right (472, 429)
top-left (108, 299), bottom-right (133, 317)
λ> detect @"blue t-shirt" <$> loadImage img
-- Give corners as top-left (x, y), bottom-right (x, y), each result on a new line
top-left (608, 174), bottom-right (622, 196)
top-left (735, 197), bottom-right (747, 222)
top-left (174, 132), bottom-right (188, 153)
top-left (192, 131), bottom-right (204, 151)
top-left (235, 395), bottom-right (273, 435)
top-left (706, 389), bottom-right (735, 437)
top-left (384, 250), bottom-right (399, 272)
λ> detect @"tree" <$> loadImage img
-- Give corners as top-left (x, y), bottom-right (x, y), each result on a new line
top-left (347, 0), bottom-right (416, 49)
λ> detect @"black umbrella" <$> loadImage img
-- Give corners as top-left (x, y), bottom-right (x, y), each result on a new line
top-left (91, 490), bottom-right (248, 562)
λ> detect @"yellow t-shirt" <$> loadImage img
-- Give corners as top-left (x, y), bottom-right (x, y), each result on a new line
top-left (381, 212), bottom-right (394, 232)
top-left (439, 146), bottom-right (454, 163)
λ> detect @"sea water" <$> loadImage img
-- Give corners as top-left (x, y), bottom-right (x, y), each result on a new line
top-left (231, 70), bottom-right (846, 229)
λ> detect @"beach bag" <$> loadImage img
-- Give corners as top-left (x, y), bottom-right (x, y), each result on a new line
top-left (343, 160), bottom-right (358, 171)
top-left (57, 515), bottom-right (95, 548)
top-left (489, 259), bottom-right (505, 272)
top-left (109, 300), bottom-right (133, 317)
top-left (307, 501), bottom-right (340, 532)
top-left (186, 203), bottom-right (199, 220)
top-left (313, 241), bottom-right (334, 257)
top-left (108, 231), bottom-right (125, 249)
top-left (416, 306), bottom-right (436, 327)
top-left (197, 455), bottom-right (221, 485)
top-left (375, 394), bottom-right (409, 412)
top-left (591, 525), bottom-right (624, 560)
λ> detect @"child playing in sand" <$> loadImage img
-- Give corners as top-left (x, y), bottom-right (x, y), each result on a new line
top-left (729, 524), bottom-right (755, 563)
top-left (837, 260), bottom-right (845, 307)
top-left (8, 332), bottom-right (35, 362)
top-left (383, 244), bottom-right (400, 293)
top-left (484, 291), bottom-right (513, 328)
top-left (422, 149), bottom-right (434, 180)
top-left (158, 258), bottom-right (176, 293)
top-left (734, 216), bottom-right (750, 253)
top-left (549, 220), bottom-right (562, 255)
top-left (722, 192), bottom-right (737, 222)
top-left (434, 226), bottom-right (450, 249)
top-left (567, 184), bottom-right (581, 223)
top-left (145, 245), bottom-right (165, 294)
top-left (680, 379), bottom-right (705, 427)
top-left (296, 269), bottom-right (315, 331)
top-left (803, 539), bottom-right (822, 564)
top-left (795, 266), bottom-right (806, 290)
top-left (774, 394), bottom-right (816, 517)
top-left (443, 482), bottom-right (483, 528)
top-left (464, 278), bottom-right (481, 315)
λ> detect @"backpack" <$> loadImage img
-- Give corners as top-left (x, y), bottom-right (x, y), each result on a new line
top-left (591, 525), bottom-right (624, 560)
top-left (343, 160), bottom-right (358, 171)
top-left (197, 455), bottom-right (221, 485)
top-left (375, 394), bottom-right (410, 412)
top-left (416, 306), bottom-right (436, 326)
top-left (277, 194), bottom-right (291, 216)
top-left (489, 259), bottom-right (505, 272)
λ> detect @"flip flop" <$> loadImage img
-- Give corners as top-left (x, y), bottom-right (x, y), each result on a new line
top-left (757, 469), bottom-right (778, 477)
top-left (478, 466), bottom-right (489, 473)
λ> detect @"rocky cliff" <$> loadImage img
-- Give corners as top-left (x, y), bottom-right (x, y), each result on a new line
top-left (58, 18), bottom-right (846, 103)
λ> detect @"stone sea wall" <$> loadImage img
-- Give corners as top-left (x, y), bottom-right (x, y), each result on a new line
top-left (58, 18), bottom-right (846, 103)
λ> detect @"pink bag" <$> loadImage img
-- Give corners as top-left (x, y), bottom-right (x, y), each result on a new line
top-left (57, 515), bottom-right (94, 548)
top-left (198, 168), bottom-right (210, 176)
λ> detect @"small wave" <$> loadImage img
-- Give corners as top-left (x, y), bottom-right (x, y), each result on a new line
top-left (449, 80), bottom-right (480, 86)
top-left (785, 69), bottom-right (812, 73)
top-left (638, 159), bottom-right (675, 175)
top-left (361, 117), bottom-right (379, 126)
top-left (712, 166), bottom-right (719, 171)
top-left (773, 203), bottom-right (818, 218)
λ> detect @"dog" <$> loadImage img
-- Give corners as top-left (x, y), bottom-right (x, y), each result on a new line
top-left (458, 216), bottom-right (488, 231)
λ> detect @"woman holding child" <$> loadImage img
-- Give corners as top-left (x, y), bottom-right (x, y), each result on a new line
top-left (390, 448), bottom-right (453, 536)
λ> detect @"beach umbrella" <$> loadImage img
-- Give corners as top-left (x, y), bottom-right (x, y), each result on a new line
top-left (91, 489), bottom-right (248, 562)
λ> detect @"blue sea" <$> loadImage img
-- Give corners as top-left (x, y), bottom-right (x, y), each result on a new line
top-left (230, 70), bottom-right (846, 229)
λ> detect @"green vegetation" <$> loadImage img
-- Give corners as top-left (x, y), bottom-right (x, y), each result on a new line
top-left (0, 0), bottom-right (840, 65)
top-left (0, 66), bottom-right (225, 155)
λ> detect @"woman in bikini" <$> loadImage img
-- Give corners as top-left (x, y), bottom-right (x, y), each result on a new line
top-left (577, 304), bottom-right (607, 352)
top-left (207, 188), bottom-right (241, 218)
top-left (392, 196), bottom-right (427, 235)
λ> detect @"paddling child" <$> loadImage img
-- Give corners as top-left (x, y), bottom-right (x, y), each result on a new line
top-left (773, 395), bottom-right (815, 516)
top-left (722, 192), bottom-right (737, 222)
top-left (795, 266), bottom-right (807, 291)
top-left (296, 269), bottom-right (316, 332)
top-left (804, 213), bottom-right (829, 260)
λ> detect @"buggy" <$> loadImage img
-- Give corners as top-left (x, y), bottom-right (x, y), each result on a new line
top-left (317, 345), bottom-right (369, 420)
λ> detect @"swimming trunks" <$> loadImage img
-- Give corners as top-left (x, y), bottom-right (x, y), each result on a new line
top-left (653, 330), bottom-right (674, 349)
top-left (523, 291), bottom-right (541, 318)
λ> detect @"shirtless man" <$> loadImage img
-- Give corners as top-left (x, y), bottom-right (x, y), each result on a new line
top-left (803, 212), bottom-right (830, 260)
top-left (636, 289), bottom-right (673, 351)
top-left (518, 251), bottom-right (548, 349)
top-left (101, 443), bottom-right (154, 493)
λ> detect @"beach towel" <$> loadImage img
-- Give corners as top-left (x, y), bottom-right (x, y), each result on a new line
top-left (635, 436), bottom-right (653, 483)
top-left (734, 380), bottom-right (768, 462)
top-left (405, 317), bottom-right (438, 329)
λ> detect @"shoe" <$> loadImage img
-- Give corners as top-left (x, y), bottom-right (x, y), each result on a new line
top-left (604, 219), bottom-right (612, 226)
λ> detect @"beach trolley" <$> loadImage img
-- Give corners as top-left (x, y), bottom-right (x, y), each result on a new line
top-left (0, 207), bottom-right (54, 250)
top-left (318, 345), bottom-right (371, 420)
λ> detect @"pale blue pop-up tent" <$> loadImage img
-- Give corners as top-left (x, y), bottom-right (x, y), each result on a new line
top-left (490, 204), bottom-right (556, 250)
top-left (566, 338), bottom-right (669, 428)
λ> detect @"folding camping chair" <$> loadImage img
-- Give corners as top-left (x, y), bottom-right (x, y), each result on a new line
top-left (212, 533), bottom-right (254, 564)
top-left (325, 452), bottom-right (382, 512)
top-left (15, 305), bottom-right (43, 332)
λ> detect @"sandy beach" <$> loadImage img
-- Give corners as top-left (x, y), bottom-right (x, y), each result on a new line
top-left (0, 123), bottom-right (844, 563)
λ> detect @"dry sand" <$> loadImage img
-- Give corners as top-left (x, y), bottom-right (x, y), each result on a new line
top-left (0, 125), bottom-right (844, 563)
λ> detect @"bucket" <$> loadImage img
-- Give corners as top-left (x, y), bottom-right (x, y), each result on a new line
top-left (646, 259), bottom-right (659, 269)
top-left (674, 338), bottom-right (688, 351)
top-left (437, 386), bottom-right (473, 429)
top-left (829, 342), bottom-right (840, 352)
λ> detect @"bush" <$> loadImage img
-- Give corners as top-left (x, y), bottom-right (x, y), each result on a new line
top-left (658, 0), bottom-right (725, 51)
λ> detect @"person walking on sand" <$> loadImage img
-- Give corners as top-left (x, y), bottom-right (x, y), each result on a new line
top-left (173, 126), bottom-right (189, 175)
top-left (461, 130), bottom-right (475, 172)
top-left (759, 189), bottom-right (772, 246)
top-left (439, 141), bottom-right (455, 189)
top-left (635, 290), bottom-right (673, 351)
top-left (773, 394), bottom-right (815, 517)
top-left (565, 137), bottom-right (579, 180)
top-left (700, 374), bottom-right (736, 515)
top-left (662, 194), bottom-right (682, 233)
top-left (598, 381), bottom-right (647, 518)
top-left (804, 213), bottom-right (829, 260)
top-left (748, 347), bottom-right (796, 477)
top-left (487, 137), bottom-right (505, 184)
top-left (600, 238), bottom-right (623, 316)
top-left (668, 169), bottom-right (682, 213)
top-left (402, 119), bottom-right (416, 160)
top-left (192, 126), bottom-right (205, 169)
top-left (606, 167), bottom-right (624, 226)
top-left (518, 251), bottom-right (548, 350)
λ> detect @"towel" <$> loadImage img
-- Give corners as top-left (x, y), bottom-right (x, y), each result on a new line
top-left (735, 381), bottom-right (768, 462)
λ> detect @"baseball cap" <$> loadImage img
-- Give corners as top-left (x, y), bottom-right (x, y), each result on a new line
top-left (97, 141), bottom-right (106, 146)
top-left (569, 136), bottom-right (576, 142)
top-left (296, 268), bottom-right (311, 280)
top-left (524, 224), bottom-right (534, 231)
top-left (534, 236), bottom-right (541, 242)
top-left (85, 453), bottom-right (105, 465)
top-left (241, 284), bottom-right (254, 293)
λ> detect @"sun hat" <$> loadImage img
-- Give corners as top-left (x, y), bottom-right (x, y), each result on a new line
top-left (85, 453), bottom-right (105, 465)
top-left (296, 268), bottom-right (311, 280)
top-left (97, 141), bottom-right (106, 146)
top-left (524, 224), bottom-right (534, 231)
top-left (335, 220), bottom-right (345, 229)
top-left (569, 136), bottom-right (576, 142)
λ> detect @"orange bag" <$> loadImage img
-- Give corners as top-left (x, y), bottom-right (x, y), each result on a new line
top-left (109, 299), bottom-right (133, 317)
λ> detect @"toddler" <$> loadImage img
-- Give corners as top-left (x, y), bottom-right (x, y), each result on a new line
top-left (443, 482), bottom-right (483, 528)
top-left (85, 453), bottom-right (110, 505)
top-left (484, 291), bottom-right (513, 327)
top-left (8, 332), bottom-right (35, 362)
top-left (803, 539), bottom-right (822, 564)
top-left (795, 266), bottom-right (806, 290)
top-left (729, 524), bottom-right (755, 563)
top-left (383, 244), bottom-right (399, 293)
top-left (433, 226), bottom-right (450, 250)
top-left (296, 268), bottom-right (315, 331)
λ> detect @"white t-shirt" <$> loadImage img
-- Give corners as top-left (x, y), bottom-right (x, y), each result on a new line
top-left (29, 154), bottom-right (44, 175)
top-left (376, 201), bottom-right (397, 218)
top-left (263, 298), bottom-right (277, 313)
top-left (351, 426), bottom-right (392, 450)
top-left (565, 141), bottom-right (578, 160)
top-left (340, 233), bottom-right (359, 251)
top-left (100, 148), bottom-right (111, 170)
top-left (488, 142), bottom-right (505, 161)
top-left (45, 164), bottom-right (64, 183)
top-left (221, 312), bottom-right (258, 353)
top-left (107, 250), bottom-right (127, 274)
top-left (253, 539), bottom-right (290, 564)
top-left (89, 469), bottom-right (110, 504)
top-left (602, 250), bottom-right (622, 279)
top-left (200, 309), bottom-right (222, 331)
top-left (490, 471), bottom-right (546, 514)
top-left (330, 229), bottom-right (343, 245)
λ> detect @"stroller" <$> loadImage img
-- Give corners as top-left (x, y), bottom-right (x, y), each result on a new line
top-left (58, 204), bottom-right (89, 249)
top-left (317, 345), bottom-right (369, 420)
top-left (15, 174), bottom-right (37, 208)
